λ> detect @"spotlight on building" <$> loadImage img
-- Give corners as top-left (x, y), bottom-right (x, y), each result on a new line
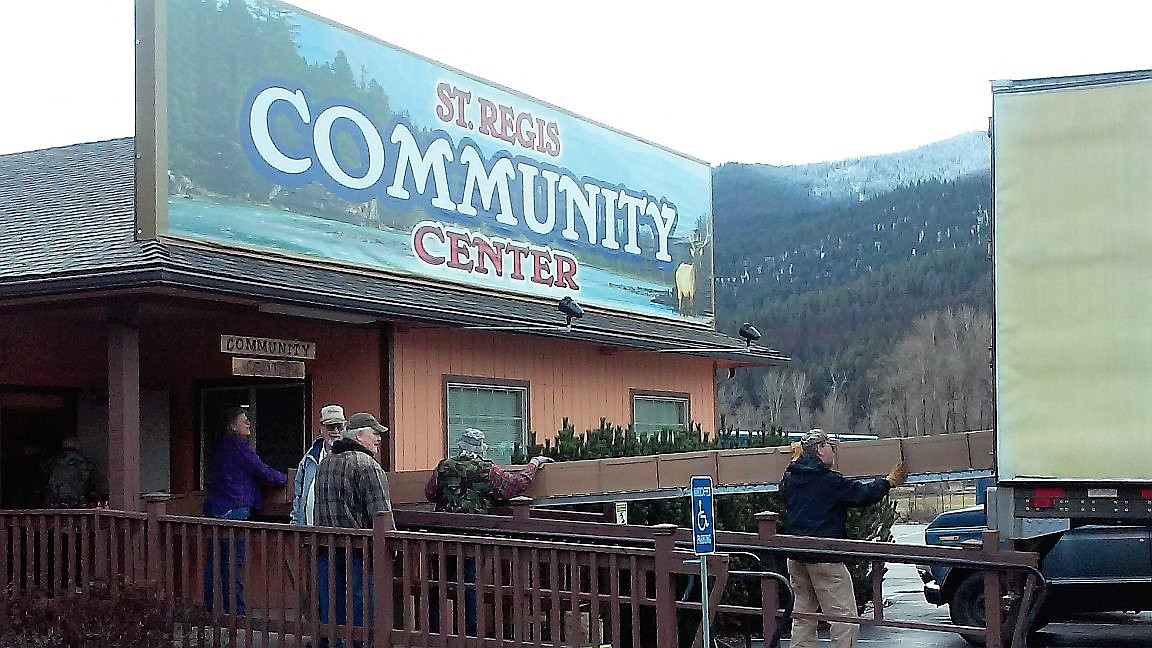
top-left (738, 322), bottom-right (762, 348)
top-left (558, 296), bottom-right (584, 329)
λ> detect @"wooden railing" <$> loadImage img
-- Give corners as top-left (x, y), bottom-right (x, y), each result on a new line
top-left (2, 495), bottom-right (1040, 648)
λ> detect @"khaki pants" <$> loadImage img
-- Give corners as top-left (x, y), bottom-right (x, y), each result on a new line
top-left (787, 559), bottom-right (859, 648)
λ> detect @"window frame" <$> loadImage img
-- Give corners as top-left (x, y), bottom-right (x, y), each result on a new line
top-left (630, 389), bottom-right (691, 436)
top-left (442, 376), bottom-right (530, 465)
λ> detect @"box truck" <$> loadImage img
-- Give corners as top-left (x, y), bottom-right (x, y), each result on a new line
top-left (989, 69), bottom-right (1152, 545)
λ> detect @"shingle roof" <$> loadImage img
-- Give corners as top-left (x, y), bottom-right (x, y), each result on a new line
top-left (0, 139), bottom-right (787, 365)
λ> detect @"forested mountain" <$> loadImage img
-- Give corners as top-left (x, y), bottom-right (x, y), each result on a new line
top-left (712, 132), bottom-right (993, 435)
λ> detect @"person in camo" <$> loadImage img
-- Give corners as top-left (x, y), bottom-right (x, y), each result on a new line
top-left (424, 427), bottom-right (553, 513)
top-left (44, 436), bottom-right (99, 508)
top-left (424, 427), bottom-right (553, 635)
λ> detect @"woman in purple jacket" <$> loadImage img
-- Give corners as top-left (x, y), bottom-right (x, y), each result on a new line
top-left (203, 406), bottom-right (287, 614)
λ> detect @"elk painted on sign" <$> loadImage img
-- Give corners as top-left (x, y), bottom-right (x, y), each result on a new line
top-left (675, 230), bottom-right (711, 315)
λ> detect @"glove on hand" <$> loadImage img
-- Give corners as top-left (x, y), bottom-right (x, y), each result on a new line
top-left (886, 461), bottom-right (907, 488)
top-left (530, 455), bottom-right (555, 466)
top-left (789, 441), bottom-right (803, 463)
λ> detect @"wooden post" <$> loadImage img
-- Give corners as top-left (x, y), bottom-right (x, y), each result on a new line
top-left (755, 511), bottom-right (778, 538)
top-left (143, 493), bottom-right (171, 590)
top-left (652, 523), bottom-right (678, 648)
top-left (755, 511), bottom-right (780, 642)
top-left (982, 529), bottom-right (1004, 648)
top-left (509, 496), bottom-right (533, 521)
top-left (374, 511), bottom-right (395, 648)
top-left (107, 318), bottom-right (141, 511)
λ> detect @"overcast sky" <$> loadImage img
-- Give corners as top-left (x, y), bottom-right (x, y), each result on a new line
top-left (2, 1), bottom-right (1148, 165)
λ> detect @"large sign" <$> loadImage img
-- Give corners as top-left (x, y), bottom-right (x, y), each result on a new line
top-left (137, 0), bottom-right (714, 325)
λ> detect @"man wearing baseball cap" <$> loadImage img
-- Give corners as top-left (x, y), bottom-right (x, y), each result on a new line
top-left (314, 411), bottom-right (392, 646)
top-left (291, 404), bottom-right (347, 525)
top-left (780, 429), bottom-right (906, 648)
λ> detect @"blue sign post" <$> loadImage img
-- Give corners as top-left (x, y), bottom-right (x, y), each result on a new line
top-left (691, 475), bottom-right (716, 647)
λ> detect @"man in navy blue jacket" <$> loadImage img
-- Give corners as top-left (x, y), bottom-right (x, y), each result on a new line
top-left (780, 429), bottom-right (905, 648)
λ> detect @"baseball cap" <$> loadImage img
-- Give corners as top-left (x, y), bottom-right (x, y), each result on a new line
top-left (801, 429), bottom-right (839, 448)
top-left (458, 427), bottom-right (487, 454)
top-left (319, 404), bottom-right (346, 425)
top-left (347, 412), bottom-right (388, 434)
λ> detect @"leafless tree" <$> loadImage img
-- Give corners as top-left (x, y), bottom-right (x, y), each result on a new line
top-left (814, 387), bottom-right (852, 433)
top-left (789, 370), bottom-right (810, 431)
top-left (761, 369), bottom-right (788, 428)
top-left (871, 307), bottom-right (992, 437)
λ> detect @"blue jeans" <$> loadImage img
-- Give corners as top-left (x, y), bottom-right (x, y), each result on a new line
top-left (428, 555), bottom-right (477, 635)
top-left (203, 507), bottom-right (250, 615)
top-left (318, 547), bottom-right (371, 648)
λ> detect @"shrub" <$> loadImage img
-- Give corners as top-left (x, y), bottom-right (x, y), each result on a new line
top-left (0, 581), bottom-right (205, 648)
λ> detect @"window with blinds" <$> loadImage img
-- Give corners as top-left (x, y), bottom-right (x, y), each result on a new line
top-left (445, 381), bottom-right (528, 464)
top-left (632, 393), bottom-right (689, 436)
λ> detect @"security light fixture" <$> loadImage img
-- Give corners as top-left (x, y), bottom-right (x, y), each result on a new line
top-left (465, 297), bottom-right (585, 333)
top-left (656, 321), bottom-right (774, 355)
top-left (738, 322), bottom-right (762, 348)
top-left (558, 296), bottom-right (583, 327)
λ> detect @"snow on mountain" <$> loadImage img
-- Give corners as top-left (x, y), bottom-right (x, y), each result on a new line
top-left (718, 131), bottom-right (990, 204)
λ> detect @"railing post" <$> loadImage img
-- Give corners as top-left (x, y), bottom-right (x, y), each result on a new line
top-left (652, 523), bottom-right (679, 648)
top-left (755, 511), bottom-right (780, 642)
top-left (374, 511), bottom-right (395, 648)
top-left (143, 493), bottom-right (171, 591)
top-left (755, 511), bottom-right (778, 538)
top-left (982, 529), bottom-right (1004, 648)
top-left (509, 496), bottom-right (533, 521)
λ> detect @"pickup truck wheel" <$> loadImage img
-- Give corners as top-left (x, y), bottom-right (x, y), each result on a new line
top-left (950, 573), bottom-right (1038, 646)
top-left (949, 573), bottom-right (988, 646)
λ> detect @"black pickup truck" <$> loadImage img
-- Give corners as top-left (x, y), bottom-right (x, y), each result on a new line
top-left (918, 505), bottom-right (1152, 644)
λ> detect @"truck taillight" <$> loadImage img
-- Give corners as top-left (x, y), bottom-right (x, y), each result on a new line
top-left (1142, 489), bottom-right (1152, 499)
top-left (1030, 487), bottom-right (1065, 508)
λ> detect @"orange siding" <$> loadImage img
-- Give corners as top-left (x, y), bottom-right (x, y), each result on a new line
top-left (2, 304), bottom-right (717, 487)
top-left (392, 326), bottom-right (716, 470)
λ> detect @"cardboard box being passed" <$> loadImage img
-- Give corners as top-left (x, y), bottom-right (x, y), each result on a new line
top-left (834, 439), bottom-right (903, 478)
top-left (901, 434), bottom-right (971, 474)
top-left (525, 459), bottom-right (602, 497)
top-left (601, 456), bottom-right (658, 493)
top-left (717, 447), bottom-right (791, 485)
top-left (383, 433), bottom-right (984, 503)
top-left (658, 451), bottom-right (718, 489)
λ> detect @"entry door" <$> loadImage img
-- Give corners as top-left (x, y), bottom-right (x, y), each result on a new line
top-left (0, 390), bottom-right (77, 508)
top-left (198, 381), bottom-right (307, 489)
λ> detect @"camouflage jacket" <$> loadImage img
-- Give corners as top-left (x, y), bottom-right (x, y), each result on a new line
top-left (45, 448), bottom-right (97, 508)
top-left (427, 456), bottom-right (494, 514)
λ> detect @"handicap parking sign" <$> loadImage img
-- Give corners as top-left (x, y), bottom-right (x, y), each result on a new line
top-left (690, 475), bottom-right (715, 555)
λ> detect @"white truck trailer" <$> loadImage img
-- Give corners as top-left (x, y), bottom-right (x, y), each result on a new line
top-left (989, 69), bottom-right (1152, 545)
